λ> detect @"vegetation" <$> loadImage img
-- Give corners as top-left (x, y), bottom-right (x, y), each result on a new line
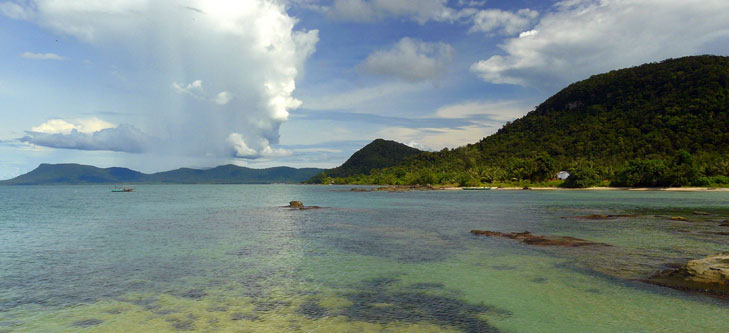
top-left (313, 56), bottom-right (729, 188)
top-left (0, 163), bottom-right (325, 185)
top-left (306, 139), bottom-right (421, 183)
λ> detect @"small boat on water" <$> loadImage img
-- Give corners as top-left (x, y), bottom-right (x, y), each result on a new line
top-left (111, 185), bottom-right (136, 192)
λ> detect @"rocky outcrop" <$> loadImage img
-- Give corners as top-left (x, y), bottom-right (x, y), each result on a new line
top-left (645, 254), bottom-right (729, 297)
top-left (571, 214), bottom-right (637, 220)
top-left (470, 230), bottom-right (608, 247)
top-left (285, 201), bottom-right (321, 210)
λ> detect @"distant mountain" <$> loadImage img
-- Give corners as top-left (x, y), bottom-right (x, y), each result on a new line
top-left (0, 163), bottom-right (325, 185)
top-left (307, 139), bottom-right (421, 182)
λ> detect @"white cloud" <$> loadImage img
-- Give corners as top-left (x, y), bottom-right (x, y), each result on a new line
top-left (434, 100), bottom-right (528, 121)
top-left (471, 0), bottom-right (729, 88)
top-left (3, 0), bottom-right (318, 160)
top-left (31, 118), bottom-right (115, 134)
top-left (213, 91), bottom-right (232, 105)
top-left (359, 37), bottom-right (454, 82)
top-left (22, 123), bottom-right (151, 153)
top-left (327, 0), bottom-right (458, 24)
top-left (227, 133), bottom-right (291, 158)
top-left (172, 80), bottom-right (232, 105)
top-left (469, 8), bottom-right (538, 35)
top-left (519, 29), bottom-right (538, 38)
top-left (0, 1), bottom-right (29, 19)
top-left (20, 51), bottom-right (66, 60)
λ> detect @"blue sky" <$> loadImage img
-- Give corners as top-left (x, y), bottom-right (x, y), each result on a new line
top-left (1, 0), bottom-right (728, 179)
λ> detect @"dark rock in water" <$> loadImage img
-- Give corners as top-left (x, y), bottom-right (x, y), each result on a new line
top-left (72, 319), bottom-right (104, 327)
top-left (298, 299), bottom-right (329, 318)
top-left (285, 201), bottom-right (322, 210)
top-left (334, 277), bottom-right (506, 332)
top-left (230, 312), bottom-right (258, 321)
top-left (470, 230), bottom-right (608, 247)
top-left (670, 216), bottom-right (689, 221)
top-left (645, 253), bottom-right (729, 298)
top-left (531, 277), bottom-right (548, 284)
top-left (693, 211), bottom-right (711, 216)
top-left (572, 214), bottom-right (637, 220)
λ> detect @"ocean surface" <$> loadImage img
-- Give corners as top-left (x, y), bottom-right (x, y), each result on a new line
top-left (1, 185), bottom-right (729, 332)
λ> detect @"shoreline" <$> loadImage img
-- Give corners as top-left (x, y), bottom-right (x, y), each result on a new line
top-left (359, 185), bottom-right (729, 192)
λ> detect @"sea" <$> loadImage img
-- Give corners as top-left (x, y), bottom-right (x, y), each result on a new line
top-left (1, 185), bottom-right (728, 332)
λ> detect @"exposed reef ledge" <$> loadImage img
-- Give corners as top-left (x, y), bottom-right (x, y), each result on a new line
top-left (283, 201), bottom-right (322, 210)
top-left (644, 253), bottom-right (729, 298)
top-left (470, 230), bottom-right (609, 247)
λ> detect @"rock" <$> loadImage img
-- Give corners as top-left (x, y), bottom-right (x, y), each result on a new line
top-left (285, 201), bottom-right (322, 210)
top-left (720, 222), bottom-right (729, 227)
top-left (693, 211), bottom-right (711, 216)
top-left (716, 232), bottom-right (729, 236)
top-left (470, 230), bottom-right (607, 247)
top-left (670, 216), bottom-right (688, 221)
top-left (645, 253), bottom-right (729, 298)
top-left (572, 214), bottom-right (637, 220)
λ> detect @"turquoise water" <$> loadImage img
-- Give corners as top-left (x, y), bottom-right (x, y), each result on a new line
top-left (1, 185), bottom-right (729, 332)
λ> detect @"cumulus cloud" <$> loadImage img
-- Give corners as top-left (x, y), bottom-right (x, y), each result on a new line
top-left (327, 0), bottom-right (459, 24)
top-left (3, 0), bottom-right (318, 160)
top-left (31, 118), bottom-right (115, 134)
top-left (21, 123), bottom-right (151, 153)
top-left (470, 0), bottom-right (729, 88)
top-left (469, 8), bottom-right (538, 35)
top-left (359, 37), bottom-right (454, 82)
top-left (172, 80), bottom-right (232, 105)
top-left (20, 51), bottom-right (66, 60)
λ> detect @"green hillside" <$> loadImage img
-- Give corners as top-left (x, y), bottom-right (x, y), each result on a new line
top-left (327, 56), bottom-right (729, 187)
top-left (1, 163), bottom-right (324, 185)
top-left (307, 139), bottom-right (421, 183)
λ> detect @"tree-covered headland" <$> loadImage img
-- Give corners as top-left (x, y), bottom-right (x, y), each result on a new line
top-left (310, 56), bottom-right (729, 187)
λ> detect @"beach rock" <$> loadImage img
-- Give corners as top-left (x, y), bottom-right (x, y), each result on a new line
top-left (645, 253), bottom-right (729, 297)
top-left (670, 216), bottom-right (688, 221)
top-left (285, 201), bottom-right (322, 210)
top-left (572, 214), bottom-right (637, 220)
top-left (470, 230), bottom-right (607, 247)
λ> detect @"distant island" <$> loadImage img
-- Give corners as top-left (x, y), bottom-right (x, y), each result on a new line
top-left (0, 163), bottom-right (324, 185)
top-left (308, 55), bottom-right (729, 188)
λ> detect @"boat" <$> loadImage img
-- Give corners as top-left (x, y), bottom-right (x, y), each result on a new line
top-left (111, 185), bottom-right (136, 192)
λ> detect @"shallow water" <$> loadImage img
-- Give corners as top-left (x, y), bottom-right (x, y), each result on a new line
top-left (1, 185), bottom-right (729, 332)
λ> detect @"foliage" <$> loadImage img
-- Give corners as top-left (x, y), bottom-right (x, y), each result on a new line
top-left (306, 139), bottom-right (421, 182)
top-left (316, 56), bottom-right (729, 187)
top-left (562, 163), bottom-right (603, 188)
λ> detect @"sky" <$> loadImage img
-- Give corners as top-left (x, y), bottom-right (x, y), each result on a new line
top-left (1, 0), bottom-right (728, 179)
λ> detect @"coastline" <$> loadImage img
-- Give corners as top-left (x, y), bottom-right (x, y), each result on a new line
top-left (358, 185), bottom-right (729, 192)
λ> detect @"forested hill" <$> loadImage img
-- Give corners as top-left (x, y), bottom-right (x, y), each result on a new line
top-left (307, 139), bottom-right (421, 182)
top-left (325, 55), bottom-right (729, 187)
top-left (0, 163), bottom-right (324, 185)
